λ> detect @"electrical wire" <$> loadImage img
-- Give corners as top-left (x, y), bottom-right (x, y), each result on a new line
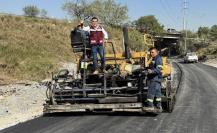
top-left (159, 0), bottom-right (180, 28)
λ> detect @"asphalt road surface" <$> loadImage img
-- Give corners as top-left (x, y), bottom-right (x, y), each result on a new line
top-left (1, 62), bottom-right (217, 133)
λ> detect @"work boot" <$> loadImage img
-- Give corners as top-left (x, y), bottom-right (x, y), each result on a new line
top-left (143, 106), bottom-right (154, 112)
top-left (155, 106), bottom-right (163, 113)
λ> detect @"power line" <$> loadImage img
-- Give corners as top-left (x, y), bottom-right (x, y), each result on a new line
top-left (159, 0), bottom-right (179, 28)
top-left (159, 0), bottom-right (175, 25)
top-left (163, 0), bottom-right (180, 22)
top-left (159, 0), bottom-right (173, 24)
top-left (164, 0), bottom-right (182, 25)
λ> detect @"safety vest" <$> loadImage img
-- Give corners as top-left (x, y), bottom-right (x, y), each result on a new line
top-left (90, 26), bottom-right (104, 45)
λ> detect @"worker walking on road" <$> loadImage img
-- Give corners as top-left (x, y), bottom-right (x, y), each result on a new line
top-left (78, 17), bottom-right (108, 74)
top-left (146, 47), bottom-right (163, 112)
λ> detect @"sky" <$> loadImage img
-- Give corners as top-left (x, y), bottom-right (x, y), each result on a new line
top-left (0, 0), bottom-right (217, 31)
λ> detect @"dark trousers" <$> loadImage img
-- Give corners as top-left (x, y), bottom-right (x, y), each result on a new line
top-left (91, 44), bottom-right (105, 71)
top-left (147, 81), bottom-right (162, 107)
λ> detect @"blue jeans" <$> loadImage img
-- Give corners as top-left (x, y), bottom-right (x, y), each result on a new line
top-left (147, 81), bottom-right (162, 107)
top-left (91, 44), bottom-right (105, 70)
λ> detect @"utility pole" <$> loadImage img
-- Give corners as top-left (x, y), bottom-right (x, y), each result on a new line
top-left (183, 0), bottom-right (188, 52)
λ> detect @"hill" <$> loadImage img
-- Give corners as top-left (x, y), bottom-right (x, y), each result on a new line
top-left (0, 15), bottom-right (76, 81)
top-left (0, 15), bottom-right (145, 81)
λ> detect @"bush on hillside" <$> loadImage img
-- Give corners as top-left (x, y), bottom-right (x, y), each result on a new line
top-left (23, 5), bottom-right (40, 17)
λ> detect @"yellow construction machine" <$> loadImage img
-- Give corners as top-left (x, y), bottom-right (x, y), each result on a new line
top-left (43, 26), bottom-right (175, 114)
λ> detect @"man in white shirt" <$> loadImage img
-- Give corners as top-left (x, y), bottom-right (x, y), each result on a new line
top-left (79, 17), bottom-right (108, 74)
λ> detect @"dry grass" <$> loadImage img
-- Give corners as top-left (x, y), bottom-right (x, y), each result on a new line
top-left (197, 41), bottom-right (217, 59)
top-left (0, 15), bottom-right (76, 81)
top-left (0, 15), bottom-right (145, 81)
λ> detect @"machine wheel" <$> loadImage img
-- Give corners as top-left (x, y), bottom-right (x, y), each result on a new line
top-left (49, 84), bottom-right (57, 105)
top-left (166, 80), bottom-right (172, 97)
top-left (167, 95), bottom-right (176, 113)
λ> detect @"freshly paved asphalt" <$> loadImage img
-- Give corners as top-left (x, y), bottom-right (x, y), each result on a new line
top-left (1, 62), bottom-right (217, 133)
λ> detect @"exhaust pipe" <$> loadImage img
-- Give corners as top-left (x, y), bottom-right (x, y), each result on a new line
top-left (123, 25), bottom-right (131, 60)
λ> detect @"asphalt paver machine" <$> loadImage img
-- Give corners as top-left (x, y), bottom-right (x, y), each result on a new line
top-left (43, 26), bottom-right (176, 114)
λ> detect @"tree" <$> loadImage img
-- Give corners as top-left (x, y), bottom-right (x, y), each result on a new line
top-left (180, 30), bottom-right (199, 52)
top-left (40, 9), bottom-right (48, 18)
top-left (62, 0), bottom-right (128, 26)
top-left (135, 15), bottom-right (164, 34)
top-left (197, 26), bottom-right (209, 39)
top-left (23, 5), bottom-right (40, 17)
top-left (89, 0), bottom-right (128, 25)
top-left (209, 25), bottom-right (217, 41)
top-left (62, 0), bottom-right (89, 20)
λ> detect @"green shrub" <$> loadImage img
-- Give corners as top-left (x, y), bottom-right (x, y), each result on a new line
top-left (23, 5), bottom-right (40, 17)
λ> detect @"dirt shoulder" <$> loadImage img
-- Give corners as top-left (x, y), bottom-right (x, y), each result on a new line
top-left (202, 58), bottom-right (217, 68)
top-left (0, 83), bottom-right (46, 130)
top-left (0, 62), bottom-right (78, 130)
